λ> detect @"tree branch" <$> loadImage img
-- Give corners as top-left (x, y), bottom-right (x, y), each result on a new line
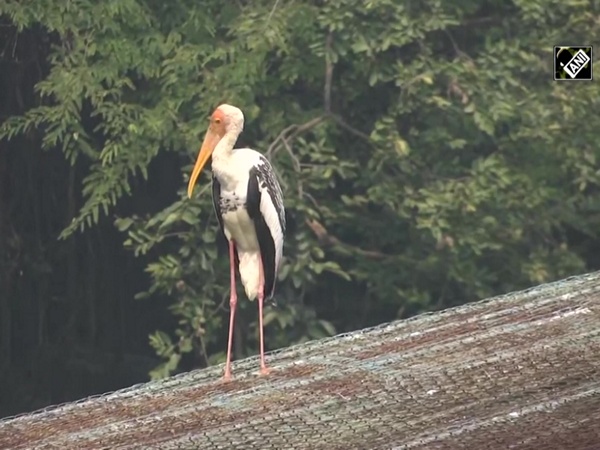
top-left (264, 115), bottom-right (324, 196)
top-left (263, 34), bottom-right (373, 201)
top-left (324, 32), bottom-right (333, 113)
top-left (265, 116), bottom-right (326, 161)
top-left (322, 33), bottom-right (372, 143)
top-left (281, 138), bottom-right (300, 171)
top-left (264, 0), bottom-right (281, 29)
top-left (305, 218), bottom-right (392, 260)
top-left (329, 114), bottom-right (372, 142)
top-left (443, 29), bottom-right (474, 63)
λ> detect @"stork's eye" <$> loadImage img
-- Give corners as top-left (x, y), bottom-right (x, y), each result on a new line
top-left (214, 118), bottom-right (222, 124)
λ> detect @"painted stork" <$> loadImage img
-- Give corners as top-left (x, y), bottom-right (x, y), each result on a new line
top-left (187, 104), bottom-right (286, 380)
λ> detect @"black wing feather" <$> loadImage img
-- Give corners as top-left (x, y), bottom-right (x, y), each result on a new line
top-left (211, 175), bottom-right (224, 237)
top-left (246, 168), bottom-right (277, 299)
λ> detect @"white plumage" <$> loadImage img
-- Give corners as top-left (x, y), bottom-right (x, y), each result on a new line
top-left (186, 104), bottom-right (286, 380)
top-left (212, 149), bottom-right (285, 300)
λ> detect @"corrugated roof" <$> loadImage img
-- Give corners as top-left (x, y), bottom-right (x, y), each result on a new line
top-left (1, 272), bottom-right (599, 449)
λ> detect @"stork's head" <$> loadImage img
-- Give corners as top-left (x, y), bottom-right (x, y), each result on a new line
top-left (187, 104), bottom-right (245, 198)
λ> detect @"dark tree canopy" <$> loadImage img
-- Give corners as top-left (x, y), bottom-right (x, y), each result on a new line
top-left (1, 0), bottom-right (599, 417)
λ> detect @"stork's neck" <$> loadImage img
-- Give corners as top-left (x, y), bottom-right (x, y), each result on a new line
top-left (213, 128), bottom-right (240, 162)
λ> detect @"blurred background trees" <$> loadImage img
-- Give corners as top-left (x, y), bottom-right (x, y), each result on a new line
top-left (1, 0), bottom-right (599, 417)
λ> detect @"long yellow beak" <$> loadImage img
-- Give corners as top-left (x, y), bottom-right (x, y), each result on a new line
top-left (187, 128), bottom-right (221, 198)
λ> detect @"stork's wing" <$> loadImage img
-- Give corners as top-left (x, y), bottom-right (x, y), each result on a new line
top-left (246, 156), bottom-right (286, 299)
top-left (211, 174), bottom-right (225, 236)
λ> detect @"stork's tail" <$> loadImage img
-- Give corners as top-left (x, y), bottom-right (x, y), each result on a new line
top-left (238, 251), bottom-right (261, 301)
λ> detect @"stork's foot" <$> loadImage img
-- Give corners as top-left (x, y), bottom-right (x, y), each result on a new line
top-left (259, 366), bottom-right (271, 376)
top-left (222, 369), bottom-right (233, 382)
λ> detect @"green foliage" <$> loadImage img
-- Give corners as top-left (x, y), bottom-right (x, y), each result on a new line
top-left (2, 0), bottom-right (600, 378)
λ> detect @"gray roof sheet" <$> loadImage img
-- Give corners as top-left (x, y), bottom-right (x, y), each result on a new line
top-left (1, 272), bottom-right (599, 449)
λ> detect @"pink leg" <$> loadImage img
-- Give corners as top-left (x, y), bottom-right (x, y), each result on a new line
top-left (223, 239), bottom-right (237, 381)
top-left (257, 257), bottom-right (270, 375)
